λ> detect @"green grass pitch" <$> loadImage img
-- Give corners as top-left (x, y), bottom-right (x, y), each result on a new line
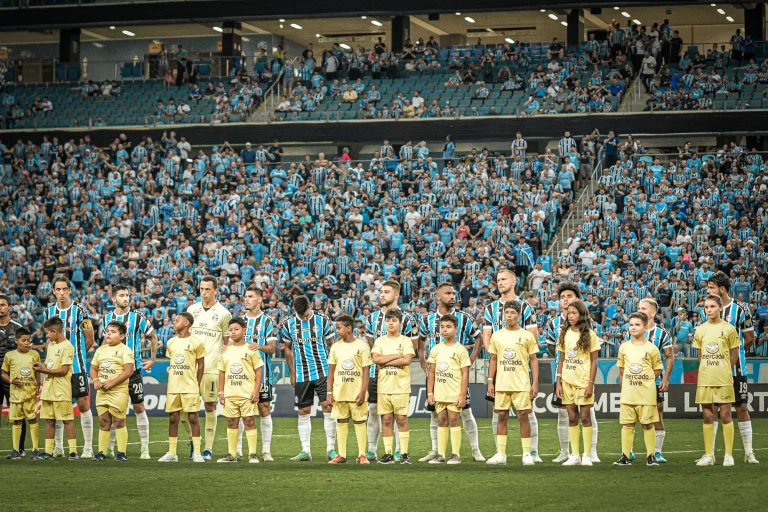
top-left (1, 418), bottom-right (766, 511)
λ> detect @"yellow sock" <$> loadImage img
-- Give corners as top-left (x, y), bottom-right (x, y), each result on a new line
top-left (192, 436), bottom-right (201, 456)
top-left (336, 422), bottom-right (348, 458)
top-left (643, 427), bottom-right (655, 457)
top-left (12, 424), bottom-right (21, 451)
top-left (67, 438), bottom-right (77, 454)
top-left (449, 427), bottom-right (462, 457)
top-left (99, 429), bottom-right (111, 454)
top-left (115, 427), bottom-right (128, 453)
top-left (582, 426), bottom-right (593, 456)
top-left (45, 438), bottom-right (54, 455)
top-left (621, 427), bottom-right (634, 458)
top-left (383, 436), bottom-right (393, 455)
top-left (703, 423), bottom-right (715, 455)
top-left (723, 422), bottom-right (734, 457)
top-left (354, 422), bottom-right (367, 457)
top-left (227, 428), bottom-right (238, 456)
top-left (568, 426), bottom-right (580, 455)
top-left (168, 437), bottom-right (178, 456)
top-left (205, 412), bottom-right (218, 451)
top-left (497, 434), bottom-right (507, 456)
top-left (437, 426), bottom-right (449, 457)
top-left (29, 423), bottom-right (39, 451)
top-left (399, 431), bottom-right (410, 454)
top-left (521, 437), bottom-right (531, 454)
top-left (246, 429), bottom-right (258, 456)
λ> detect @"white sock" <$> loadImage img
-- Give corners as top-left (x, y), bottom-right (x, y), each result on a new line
top-left (590, 407), bottom-right (598, 455)
top-left (323, 412), bottom-right (337, 452)
top-left (430, 411), bottom-right (439, 452)
top-left (394, 421), bottom-right (401, 452)
top-left (236, 418), bottom-right (245, 454)
top-left (460, 408), bottom-right (479, 451)
top-left (80, 409), bottom-right (93, 452)
top-left (260, 415), bottom-right (273, 453)
top-left (298, 414), bottom-right (311, 453)
top-left (655, 429), bottom-right (665, 454)
top-left (107, 426), bottom-right (116, 451)
top-left (557, 408), bottom-right (569, 455)
top-left (136, 411), bottom-right (150, 450)
top-left (492, 411), bottom-right (499, 444)
top-left (529, 410), bottom-right (539, 453)
top-left (739, 421), bottom-right (753, 454)
top-left (367, 404), bottom-right (380, 453)
top-left (55, 420), bottom-right (64, 451)
top-left (713, 421), bottom-right (719, 454)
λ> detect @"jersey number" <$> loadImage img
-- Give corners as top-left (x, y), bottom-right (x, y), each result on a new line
top-left (739, 381), bottom-right (748, 395)
top-left (132, 382), bottom-right (144, 395)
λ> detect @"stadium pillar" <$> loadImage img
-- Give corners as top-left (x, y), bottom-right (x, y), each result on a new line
top-left (744, 3), bottom-right (766, 41)
top-left (221, 21), bottom-right (243, 57)
top-left (59, 28), bottom-right (80, 63)
top-left (391, 16), bottom-right (410, 54)
top-left (567, 9), bottom-right (584, 48)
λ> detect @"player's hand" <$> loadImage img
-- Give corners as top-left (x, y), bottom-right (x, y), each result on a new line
top-left (555, 382), bottom-right (563, 399)
top-left (248, 343), bottom-right (260, 352)
top-left (11, 378), bottom-right (23, 387)
top-left (93, 380), bottom-right (103, 390)
top-left (356, 391), bottom-right (365, 406)
top-left (290, 373), bottom-right (296, 388)
top-left (220, 344), bottom-right (228, 354)
top-left (457, 396), bottom-right (467, 409)
top-left (102, 380), bottom-right (111, 391)
top-left (327, 392), bottom-right (334, 406)
top-left (487, 382), bottom-right (495, 398)
top-left (585, 382), bottom-right (594, 399)
top-left (530, 383), bottom-right (538, 400)
top-left (427, 394), bottom-right (435, 406)
top-left (142, 360), bottom-right (155, 371)
top-left (32, 362), bottom-right (43, 372)
top-left (219, 394), bottom-right (225, 405)
top-left (659, 380), bottom-right (669, 392)
top-left (250, 390), bottom-right (259, 403)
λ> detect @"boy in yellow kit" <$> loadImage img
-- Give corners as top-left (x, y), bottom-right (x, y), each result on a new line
top-left (486, 301), bottom-right (539, 466)
top-left (615, 312), bottom-right (662, 467)
top-left (426, 314), bottom-right (470, 465)
top-left (91, 321), bottom-right (135, 462)
top-left (159, 312), bottom-right (206, 463)
top-left (371, 309), bottom-right (415, 464)
top-left (217, 317), bottom-right (264, 463)
top-left (1, 327), bottom-right (41, 460)
top-left (35, 317), bottom-right (78, 460)
top-left (327, 314), bottom-right (372, 464)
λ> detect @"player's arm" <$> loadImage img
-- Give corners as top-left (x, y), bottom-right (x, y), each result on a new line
top-left (417, 335), bottom-right (428, 371)
top-left (482, 327), bottom-right (492, 354)
top-left (90, 362), bottom-right (101, 389)
top-left (585, 349), bottom-right (598, 398)
top-left (1, 369), bottom-right (11, 385)
top-left (218, 369), bottom-right (226, 405)
top-left (82, 317), bottom-right (95, 352)
top-left (326, 363), bottom-right (336, 405)
top-left (469, 332), bottom-right (482, 363)
top-left (359, 363), bottom-right (370, 406)
top-left (529, 352), bottom-right (539, 399)
top-left (251, 365), bottom-right (263, 403)
top-left (743, 329), bottom-right (756, 351)
top-left (104, 362), bottom-right (134, 391)
top-left (661, 344), bottom-right (674, 391)
top-left (458, 364), bottom-right (469, 408)
top-left (487, 352), bottom-right (497, 397)
top-left (144, 330), bottom-right (160, 370)
top-left (554, 346), bottom-right (565, 398)
top-left (729, 346), bottom-right (740, 367)
top-left (196, 357), bottom-right (205, 385)
top-left (546, 322), bottom-right (557, 356)
top-left (617, 346), bottom-right (624, 387)
top-left (282, 341), bottom-right (296, 388)
top-left (426, 358), bottom-right (436, 405)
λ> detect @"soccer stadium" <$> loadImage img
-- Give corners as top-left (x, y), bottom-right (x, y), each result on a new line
top-left (1, 0), bottom-right (768, 510)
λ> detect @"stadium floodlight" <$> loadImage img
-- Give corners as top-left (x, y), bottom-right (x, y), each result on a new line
top-left (717, 8), bottom-right (725, 14)
top-left (505, 38), bottom-right (515, 44)
top-left (726, 16), bottom-right (734, 22)
top-left (621, 11), bottom-right (630, 18)
top-left (371, 20), bottom-right (383, 26)
top-left (122, 30), bottom-right (135, 36)
top-left (339, 43), bottom-right (351, 49)
top-left (290, 23), bottom-right (302, 29)
top-left (541, 9), bottom-right (546, 12)
top-left (315, 33), bottom-right (321, 38)
top-left (212, 26), bottom-right (223, 33)
top-left (456, 12), bottom-right (461, 15)
top-left (361, 16), bottom-right (367, 19)
top-left (109, 26), bottom-right (115, 29)
top-left (279, 19), bottom-right (285, 22)
top-left (561, 21), bottom-right (568, 26)
top-left (464, 16), bottom-right (475, 23)
top-left (633, 19), bottom-right (641, 25)
top-left (548, 13), bottom-right (558, 20)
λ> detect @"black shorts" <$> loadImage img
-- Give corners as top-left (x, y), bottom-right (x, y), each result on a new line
top-left (71, 372), bottom-right (89, 399)
top-left (294, 378), bottom-right (327, 408)
top-left (258, 380), bottom-right (273, 404)
top-left (656, 385), bottom-right (665, 404)
top-left (734, 376), bottom-right (748, 406)
top-left (129, 370), bottom-right (144, 405)
top-left (427, 388), bottom-right (471, 412)
top-left (368, 378), bottom-right (378, 404)
top-left (551, 389), bottom-right (563, 408)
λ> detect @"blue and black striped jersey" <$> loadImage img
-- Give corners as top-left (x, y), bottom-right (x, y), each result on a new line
top-left (279, 312), bottom-right (335, 383)
top-left (45, 302), bottom-right (91, 374)
top-left (699, 300), bottom-right (754, 376)
top-left (101, 309), bottom-right (154, 369)
top-left (364, 308), bottom-right (418, 379)
top-left (418, 309), bottom-right (480, 356)
top-left (242, 312), bottom-right (278, 385)
top-left (483, 297), bottom-right (538, 332)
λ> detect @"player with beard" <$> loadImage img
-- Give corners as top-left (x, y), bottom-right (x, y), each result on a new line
top-left (483, 269), bottom-right (542, 462)
top-left (418, 283), bottom-right (484, 462)
top-left (364, 280), bottom-right (418, 462)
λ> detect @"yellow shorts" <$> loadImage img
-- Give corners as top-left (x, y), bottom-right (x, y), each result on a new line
top-left (166, 393), bottom-right (201, 413)
top-left (200, 374), bottom-right (219, 403)
top-left (561, 381), bottom-right (594, 406)
top-left (96, 390), bottom-right (130, 419)
top-left (695, 385), bottom-right (735, 405)
top-left (8, 400), bottom-right (38, 421)
top-left (40, 400), bottom-right (73, 421)
top-left (223, 397), bottom-right (257, 418)
top-left (494, 391), bottom-right (532, 412)
top-left (377, 393), bottom-right (409, 416)
top-left (332, 401), bottom-right (369, 421)
top-left (435, 402), bottom-right (462, 413)
top-left (620, 404), bottom-right (659, 425)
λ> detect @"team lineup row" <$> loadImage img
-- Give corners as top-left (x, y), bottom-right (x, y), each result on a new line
top-left (0, 270), bottom-right (759, 467)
